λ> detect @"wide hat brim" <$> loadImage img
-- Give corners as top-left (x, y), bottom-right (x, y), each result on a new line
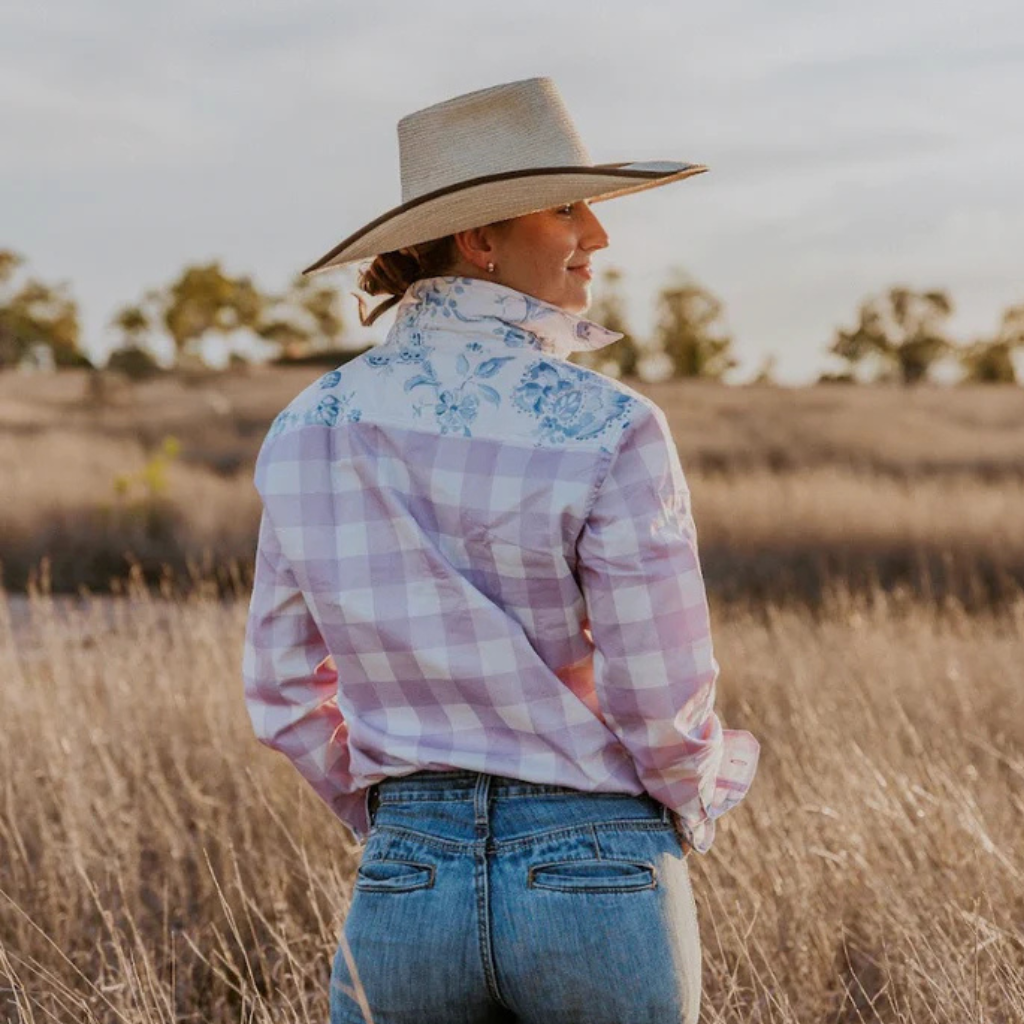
top-left (302, 161), bottom-right (707, 276)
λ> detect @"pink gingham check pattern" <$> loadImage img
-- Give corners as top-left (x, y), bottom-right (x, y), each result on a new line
top-left (242, 275), bottom-right (758, 853)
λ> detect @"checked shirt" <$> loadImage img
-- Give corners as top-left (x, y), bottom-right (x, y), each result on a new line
top-left (242, 275), bottom-right (759, 853)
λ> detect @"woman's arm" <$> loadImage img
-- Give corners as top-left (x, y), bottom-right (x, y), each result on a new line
top-left (576, 402), bottom-right (759, 854)
top-left (242, 510), bottom-right (371, 839)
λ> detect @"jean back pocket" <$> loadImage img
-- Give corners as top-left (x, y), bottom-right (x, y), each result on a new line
top-left (527, 857), bottom-right (656, 893)
top-left (354, 858), bottom-right (436, 893)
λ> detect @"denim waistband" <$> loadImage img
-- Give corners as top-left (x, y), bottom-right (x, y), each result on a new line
top-left (375, 769), bottom-right (583, 798)
top-left (370, 769), bottom-right (670, 822)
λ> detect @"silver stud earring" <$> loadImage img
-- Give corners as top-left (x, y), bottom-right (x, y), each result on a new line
top-left (486, 261), bottom-right (495, 273)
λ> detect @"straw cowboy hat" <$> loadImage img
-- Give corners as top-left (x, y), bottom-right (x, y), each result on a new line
top-left (302, 76), bottom-right (707, 275)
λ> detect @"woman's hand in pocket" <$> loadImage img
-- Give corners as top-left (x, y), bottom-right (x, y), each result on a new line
top-left (670, 811), bottom-right (693, 857)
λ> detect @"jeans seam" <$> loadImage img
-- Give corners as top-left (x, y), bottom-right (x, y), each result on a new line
top-left (495, 820), bottom-right (674, 853)
top-left (370, 824), bottom-right (470, 853)
top-left (471, 773), bottom-right (511, 1010)
top-left (368, 820), bottom-right (673, 854)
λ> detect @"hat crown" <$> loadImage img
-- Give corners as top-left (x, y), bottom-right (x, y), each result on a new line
top-left (397, 77), bottom-right (593, 203)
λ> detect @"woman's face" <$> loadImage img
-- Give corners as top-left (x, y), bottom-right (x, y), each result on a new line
top-left (452, 200), bottom-right (610, 314)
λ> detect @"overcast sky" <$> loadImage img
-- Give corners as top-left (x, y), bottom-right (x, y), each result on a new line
top-left (3, 0), bottom-right (1022, 383)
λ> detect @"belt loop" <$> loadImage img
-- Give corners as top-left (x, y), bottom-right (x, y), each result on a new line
top-left (365, 784), bottom-right (380, 828)
top-left (472, 772), bottom-right (492, 836)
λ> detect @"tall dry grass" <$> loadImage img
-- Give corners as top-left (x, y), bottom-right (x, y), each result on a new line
top-left (1, 577), bottom-right (1021, 1022)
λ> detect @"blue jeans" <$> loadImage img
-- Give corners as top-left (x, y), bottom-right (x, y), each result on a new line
top-left (330, 770), bottom-right (701, 1024)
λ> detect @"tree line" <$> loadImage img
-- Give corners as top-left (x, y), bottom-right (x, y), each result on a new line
top-left (2, 247), bottom-right (1022, 384)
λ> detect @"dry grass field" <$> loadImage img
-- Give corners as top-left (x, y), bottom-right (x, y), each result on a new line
top-left (1, 367), bottom-right (1023, 1021)
top-left (1, 583), bottom-right (1021, 1022)
top-left (2, 368), bottom-right (1024, 605)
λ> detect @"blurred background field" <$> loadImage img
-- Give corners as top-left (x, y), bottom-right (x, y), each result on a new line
top-left (3, 367), bottom-right (1022, 1020)
top-left (2, 572), bottom-right (1021, 1022)
top-left (3, 366), bottom-right (1023, 609)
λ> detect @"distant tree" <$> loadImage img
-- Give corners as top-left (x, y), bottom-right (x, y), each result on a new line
top-left (161, 262), bottom-right (264, 361)
top-left (107, 345), bottom-right (161, 380)
top-left (0, 249), bottom-right (87, 368)
top-left (959, 341), bottom-right (1016, 384)
top-left (111, 303), bottom-right (150, 350)
top-left (571, 266), bottom-right (642, 378)
top-left (830, 286), bottom-right (953, 385)
top-left (107, 303), bottom-right (161, 376)
top-left (957, 303), bottom-right (1024, 383)
top-left (748, 354), bottom-right (778, 386)
top-left (112, 262), bottom-right (272, 367)
top-left (652, 269), bottom-right (736, 380)
top-left (257, 273), bottom-right (347, 358)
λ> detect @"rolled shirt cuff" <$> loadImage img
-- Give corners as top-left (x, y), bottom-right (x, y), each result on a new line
top-left (673, 728), bottom-right (760, 854)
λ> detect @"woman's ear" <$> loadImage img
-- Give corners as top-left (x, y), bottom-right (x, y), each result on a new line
top-left (452, 225), bottom-right (498, 273)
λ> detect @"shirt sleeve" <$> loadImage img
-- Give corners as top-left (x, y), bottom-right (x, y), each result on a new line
top-left (575, 402), bottom-right (759, 854)
top-left (242, 509), bottom-right (371, 841)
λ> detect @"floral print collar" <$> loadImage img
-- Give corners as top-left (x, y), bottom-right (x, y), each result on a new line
top-left (388, 275), bottom-right (623, 360)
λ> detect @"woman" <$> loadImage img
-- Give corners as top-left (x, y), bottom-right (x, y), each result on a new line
top-left (243, 77), bottom-right (759, 1024)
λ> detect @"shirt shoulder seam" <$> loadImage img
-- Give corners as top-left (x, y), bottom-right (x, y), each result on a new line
top-left (261, 410), bottom-right (622, 459)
